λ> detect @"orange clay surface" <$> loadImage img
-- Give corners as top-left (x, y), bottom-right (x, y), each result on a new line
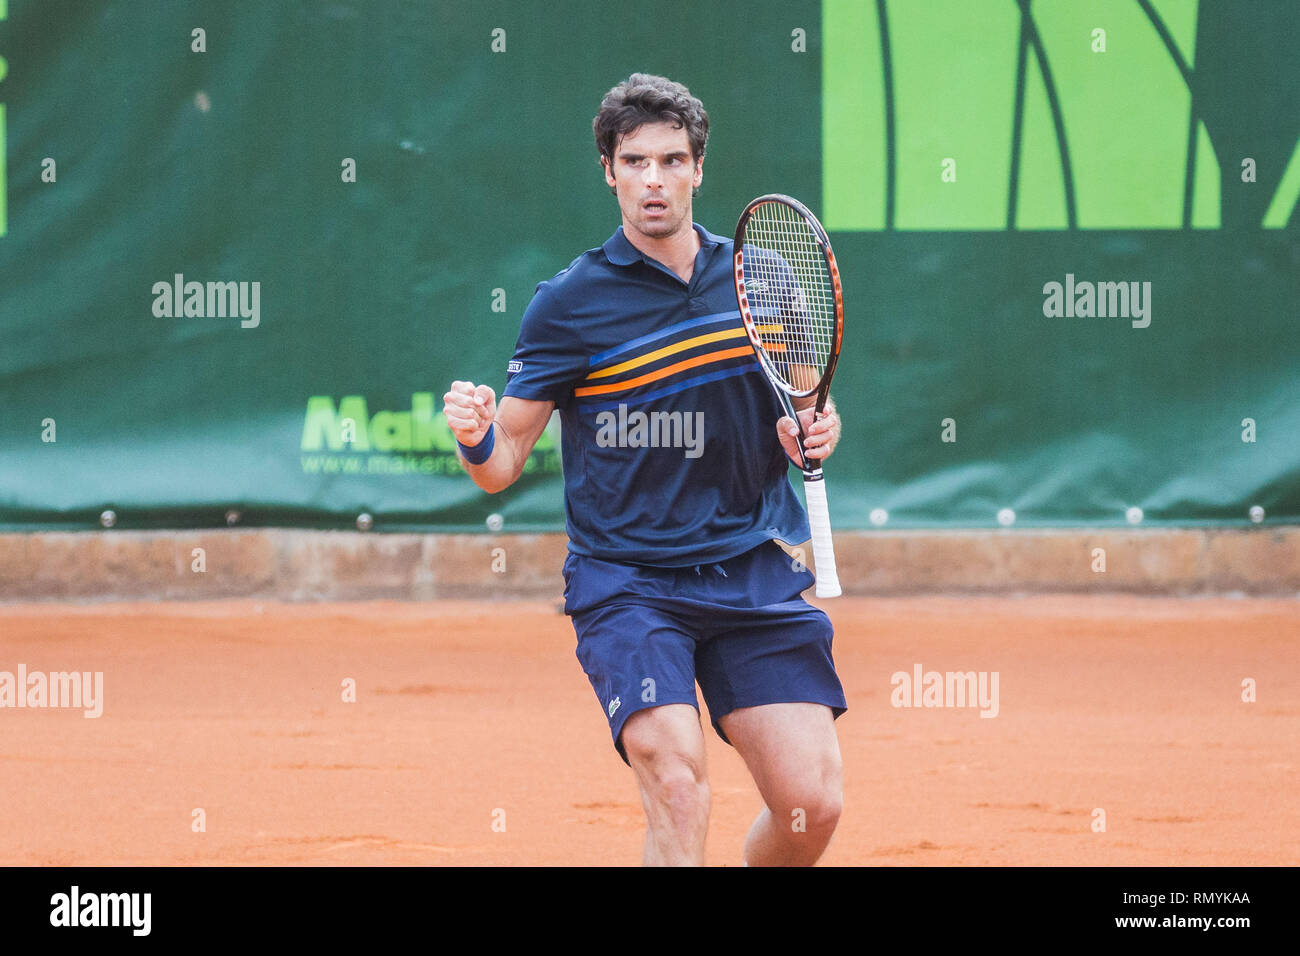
top-left (0, 596), bottom-right (1296, 866)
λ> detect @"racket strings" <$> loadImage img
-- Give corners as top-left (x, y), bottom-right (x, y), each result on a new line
top-left (740, 202), bottom-right (835, 392)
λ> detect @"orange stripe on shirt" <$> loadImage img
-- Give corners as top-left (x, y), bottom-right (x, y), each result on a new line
top-left (585, 327), bottom-right (748, 381)
top-left (574, 345), bottom-right (756, 397)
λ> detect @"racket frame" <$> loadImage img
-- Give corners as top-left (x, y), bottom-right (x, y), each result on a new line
top-left (732, 193), bottom-right (846, 598)
top-left (732, 193), bottom-right (845, 467)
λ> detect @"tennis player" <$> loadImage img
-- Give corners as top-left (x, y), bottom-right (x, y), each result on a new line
top-left (443, 74), bottom-right (846, 866)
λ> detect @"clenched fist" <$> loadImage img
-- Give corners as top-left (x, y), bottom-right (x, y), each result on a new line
top-left (443, 381), bottom-right (497, 449)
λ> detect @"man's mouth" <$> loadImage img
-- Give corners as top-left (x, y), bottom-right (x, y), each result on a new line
top-left (643, 199), bottom-right (668, 214)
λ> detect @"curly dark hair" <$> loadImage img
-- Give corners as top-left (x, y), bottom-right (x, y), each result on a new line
top-left (593, 74), bottom-right (709, 188)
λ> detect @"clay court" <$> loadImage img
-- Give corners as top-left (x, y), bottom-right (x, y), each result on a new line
top-left (2, 593), bottom-right (1295, 867)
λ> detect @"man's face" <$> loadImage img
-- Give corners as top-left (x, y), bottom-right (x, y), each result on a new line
top-left (602, 121), bottom-right (703, 242)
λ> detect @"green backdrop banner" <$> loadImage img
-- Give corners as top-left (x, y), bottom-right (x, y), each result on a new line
top-left (0, 0), bottom-right (1296, 532)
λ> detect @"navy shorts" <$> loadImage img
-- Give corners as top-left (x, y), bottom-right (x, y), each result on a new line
top-left (563, 540), bottom-right (848, 764)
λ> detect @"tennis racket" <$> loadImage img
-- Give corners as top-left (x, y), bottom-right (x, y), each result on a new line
top-left (733, 194), bottom-right (844, 598)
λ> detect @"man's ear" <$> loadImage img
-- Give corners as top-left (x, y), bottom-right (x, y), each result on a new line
top-left (693, 155), bottom-right (704, 189)
top-left (602, 155), bottom-right (617, 190)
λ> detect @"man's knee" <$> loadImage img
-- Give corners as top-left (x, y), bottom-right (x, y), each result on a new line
top-left (621, 706), bottom-right (709, 813)
top-left (777, 760), bottom-right (843, 836)
top-left (641, 760), bottom-right (711, 823)
top-left (796, 785), bottom-right (843, 834)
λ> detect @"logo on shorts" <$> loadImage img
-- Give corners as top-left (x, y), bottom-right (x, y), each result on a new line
top-left (507, 360), bottom-right (523, 374)
top-left (607, 696), bottom-right (621, 718)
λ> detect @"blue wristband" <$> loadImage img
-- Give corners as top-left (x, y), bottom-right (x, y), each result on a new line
top-left (458, 422), bottom-right (495, 465)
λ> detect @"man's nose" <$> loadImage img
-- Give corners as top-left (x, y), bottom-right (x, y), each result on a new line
top-left (643, 161), bottom-right (664, 187)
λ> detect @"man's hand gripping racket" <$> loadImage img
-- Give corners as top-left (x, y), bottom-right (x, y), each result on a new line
top-left (733, 194), bottom-right (845, 598)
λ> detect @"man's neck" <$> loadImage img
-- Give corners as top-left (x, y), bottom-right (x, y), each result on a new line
top-left (623, 222), bottom-right (702, 284)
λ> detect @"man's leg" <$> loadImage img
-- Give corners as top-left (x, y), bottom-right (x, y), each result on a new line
top-left (620, 703), bottom-right (710, 866)
top-left (718, 702), bottom-right (842, 866)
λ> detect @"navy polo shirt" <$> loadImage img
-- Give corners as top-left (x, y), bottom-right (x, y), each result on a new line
top-left (503, 223), bottom-right (810, 567)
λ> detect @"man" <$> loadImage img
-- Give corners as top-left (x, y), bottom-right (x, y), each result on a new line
top-left (443, 74), bottom-right (846, 866)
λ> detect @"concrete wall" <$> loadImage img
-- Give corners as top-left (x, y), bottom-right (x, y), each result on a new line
top-left (1, 529), bottom-right (1297, 602)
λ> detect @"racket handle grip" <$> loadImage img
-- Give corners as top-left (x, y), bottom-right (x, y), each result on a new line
top-left (803, 474), bottom-right (842, 598)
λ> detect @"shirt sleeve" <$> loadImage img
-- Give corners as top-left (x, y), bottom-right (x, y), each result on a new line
top-left (502, 281), bottom-right (585, 409)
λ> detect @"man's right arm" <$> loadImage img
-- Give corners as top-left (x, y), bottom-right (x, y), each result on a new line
top-left (442, 381), bottom-right (555, 493)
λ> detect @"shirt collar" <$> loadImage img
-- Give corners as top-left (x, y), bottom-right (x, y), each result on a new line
top-left (602, 223), bottom-right (724, 268)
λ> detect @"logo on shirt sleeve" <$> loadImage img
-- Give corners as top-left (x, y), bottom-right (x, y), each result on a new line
top-left (507, 360), bottom-right (523, 374)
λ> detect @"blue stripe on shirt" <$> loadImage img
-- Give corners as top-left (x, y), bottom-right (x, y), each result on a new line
top-left (587, 310), bottom-right (741, 368)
